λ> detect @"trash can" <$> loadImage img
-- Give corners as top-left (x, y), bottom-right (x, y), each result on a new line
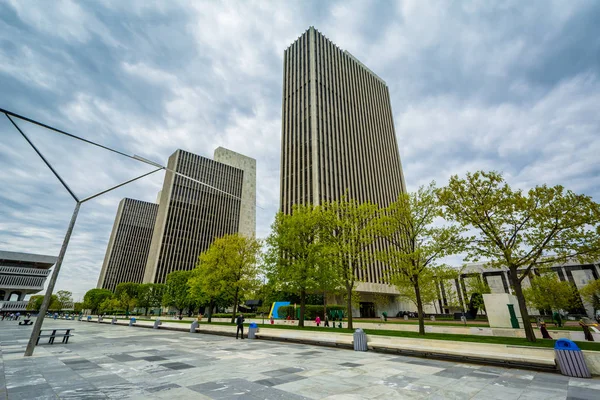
top-left (248, 322), bottom-right (259, 339)
top-left (129, 317), bottom-right (136, 327)
top-left (87, 316), bottom-right (92, 322)
top-left (554, 338), bottom-right (591, 378)
top-left (353, 328), bottom-right (368, 351)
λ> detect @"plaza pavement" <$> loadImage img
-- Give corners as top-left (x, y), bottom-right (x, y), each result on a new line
top-left (1, 319), bottom-right (600, 399)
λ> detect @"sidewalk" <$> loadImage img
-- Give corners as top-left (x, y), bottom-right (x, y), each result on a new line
top-left (84, 318), bottom-right (600, 375)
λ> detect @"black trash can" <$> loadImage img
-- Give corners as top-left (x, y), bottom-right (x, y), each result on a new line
top-left (353, 328), bottom-right (368, 351)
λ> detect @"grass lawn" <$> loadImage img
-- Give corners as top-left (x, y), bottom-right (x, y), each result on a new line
top-left (119, 317), bottom-right (600, 352)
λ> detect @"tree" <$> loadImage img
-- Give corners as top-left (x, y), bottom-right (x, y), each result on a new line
top-left (26, 295), bottom-right (60, 312)
top-left (137, 283), bottom-right (166, 316)
top-left (321, 196), bottom-right (378, 330)
top-left (195, 234), bottom-right (262, 323)
top-left (56, 290), bottom-right (73, 311)
top-left (523, 272), bottom-right (580, 313)
top-left (438, 171), bottom-right (600, 342)
top-left (265, 204), bottom-right (340, 327)
top-left (162, 270), bottom-right (192, 316)
top-left (462, 275), bottom-right (491, 314)
top-left (115, 283), bottom-right (140, 316)
top-left (98, 296), bottom-right (120, 314)
top-left (82, 288), bottom-right (113, 314)
top-left (375, 183), bottom-right (467, 335)
top-left (580, 279), bottom-right (600, 316)
top-left (73, 302), bottom-right (84, 314)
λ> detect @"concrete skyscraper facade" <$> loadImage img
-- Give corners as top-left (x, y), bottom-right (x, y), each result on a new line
top-left (143, 148), bottom-right (256, 284)
top-left (280, 27), bottom-right (408, 314)
top-left (97, 198), bottom-right (158, 291)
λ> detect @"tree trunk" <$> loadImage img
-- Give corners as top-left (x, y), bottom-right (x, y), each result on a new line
top-left (231, 287), bottom-right (240, 324)
top-left (323, 291), bottom-right (327, 321)
top-left (299, 289), bottom-right (306, 327)
top-left (511, 269), bottom-right (536, 342)
top-left (145, 307), bottom-right (148, 316)
top-left (414, 281), bottom-right (425, 335)
top-left (346, 285), bottom-right (353, 330)
top-left (207, 299), bottom-right (214, 323)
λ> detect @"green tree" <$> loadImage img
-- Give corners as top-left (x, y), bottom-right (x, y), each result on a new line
top-left (82, 288), bottom-right (113, 314)
top-left (162, 270), bottom-right (192, 317)
top-left (523, 272), bottom-right (580, 313)
top-left (115, 282), bottom-right (140, 316)
top-left (26, 295), bottom-right (59, 312)
top-left (375, 184), bottom-right (467, 335)
top-left (137, 283), bottom-right (166, 316)
top-left (580, 279), bottom-right (600, 316)
top-left (73, 302), bottom-right (84, 314)
top-left (463, 275), bottom-right (491, 313)
top-left (438, 171), bottom-right (600, 342)
top-left (195, 234), bottom-right (262, 323)
top-left (265, 204), bottom-right (340, 327)
top-left (56, 290), bottom-right (73, 311)
top-left (98, 296), bottom-right (120, 314)
top-left (321, 196), bottom-right (378, 330)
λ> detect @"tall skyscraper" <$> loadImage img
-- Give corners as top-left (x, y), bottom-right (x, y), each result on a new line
top-left (97, 198), bottom-right (158, 291)
top-left (280, 27), bottom-right (407, 314)
top-left (143, 148), bottom-right (256, 284)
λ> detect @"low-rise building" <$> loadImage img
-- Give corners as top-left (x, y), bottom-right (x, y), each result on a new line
top-left (0, 250), bottom-right (56, 312)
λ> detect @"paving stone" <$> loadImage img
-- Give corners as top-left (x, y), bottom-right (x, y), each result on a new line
top-left (161, 361), bottom-right (195, 370)
top-left (2, 319), bottom-right (600, 400)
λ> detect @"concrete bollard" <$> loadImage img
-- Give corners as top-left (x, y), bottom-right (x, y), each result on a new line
top-left (153, 319), bottom-right (162, 329)
top-left (190, 320), bottom-right (199, 333)
top-left (111, 317), bottom-right (117, 325)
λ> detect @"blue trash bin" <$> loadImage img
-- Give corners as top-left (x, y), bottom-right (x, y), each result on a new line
top-left (554, 338), bottom-right (591, 378)
top-left (248, 322), bottom-right (259, 339)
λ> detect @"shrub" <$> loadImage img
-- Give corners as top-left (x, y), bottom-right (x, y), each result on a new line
top-left (277, 305), bottom-right (346, 320)
top-left (211, 313), bottom-right (256, 319)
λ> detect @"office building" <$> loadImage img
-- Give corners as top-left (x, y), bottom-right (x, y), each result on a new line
top-left (429, 261), bottom-right (600, 318)
top-left (0, 250), bottom-right (56, 312)
top-left (143, 148), bottom-right (256, 284)
top-left (96, 199), bottom-right (158, 291)
top-left (280, 27), bottom-right (407, 315)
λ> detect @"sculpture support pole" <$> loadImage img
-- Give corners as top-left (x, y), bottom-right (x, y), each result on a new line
top-left (24, 202), bottom-right (80, 356)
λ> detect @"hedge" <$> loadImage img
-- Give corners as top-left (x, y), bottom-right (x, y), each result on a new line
top-left (277, 305), bottom-right (346, 320)
top-left (211, 313), bottom-right (257, 319)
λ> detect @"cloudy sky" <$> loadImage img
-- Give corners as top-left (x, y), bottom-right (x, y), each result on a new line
top-left (1, 0), bottom-right (599, 301)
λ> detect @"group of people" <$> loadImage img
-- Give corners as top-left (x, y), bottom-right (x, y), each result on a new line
top-left (1, 311), bottom-right (28, 320)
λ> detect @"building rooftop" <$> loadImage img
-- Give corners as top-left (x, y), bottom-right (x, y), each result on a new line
top-left (0, 250), bottom-right (57, 270)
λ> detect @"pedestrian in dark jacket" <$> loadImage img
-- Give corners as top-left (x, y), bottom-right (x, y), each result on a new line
top-left (236, 314), bottom-right (245, 339)
top-left (540, 323), bottom-right (552, 339)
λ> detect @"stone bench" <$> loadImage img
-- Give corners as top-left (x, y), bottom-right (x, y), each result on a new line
top-left (367, 337), bottom-right (556, 370)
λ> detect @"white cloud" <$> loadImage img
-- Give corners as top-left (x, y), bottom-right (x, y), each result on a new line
top-left (1, 0), bottom-right (598, 300)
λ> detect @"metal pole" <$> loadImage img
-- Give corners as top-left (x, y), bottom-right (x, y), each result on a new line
top-left (24, 202), bottom-right (81, 356)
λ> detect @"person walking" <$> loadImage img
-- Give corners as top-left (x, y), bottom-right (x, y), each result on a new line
top-left (324, 314), bottom-right (329, 327)
top-left (236, 314), bottom-right (245, 339)
top-left (315, 316), bottom-right (321, 327)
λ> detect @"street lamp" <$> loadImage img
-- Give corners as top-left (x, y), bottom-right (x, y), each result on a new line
top-left (1, 108), bottom-right (241, 356)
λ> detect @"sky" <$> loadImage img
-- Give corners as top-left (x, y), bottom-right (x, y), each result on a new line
top-left (1, 0), bottom-right (599, 301)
